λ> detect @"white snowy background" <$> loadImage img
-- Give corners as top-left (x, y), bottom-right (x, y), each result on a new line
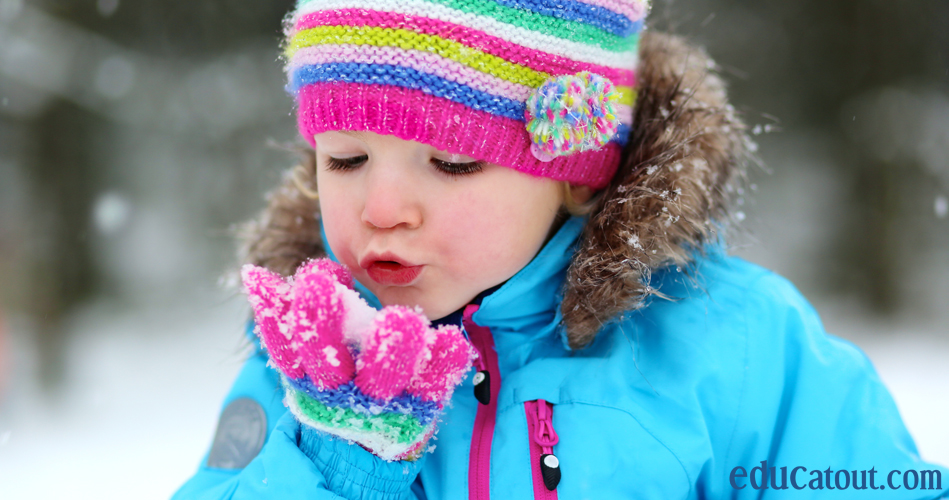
top-left (1, 1), bottom-right (947, 499)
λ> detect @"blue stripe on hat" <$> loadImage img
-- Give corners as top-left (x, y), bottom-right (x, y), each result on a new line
top-left (489, 0), bottom-right (642, 37)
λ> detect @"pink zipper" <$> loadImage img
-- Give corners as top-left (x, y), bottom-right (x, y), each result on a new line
top-left (525, 399), bottom-right (560, 499)
top-left (463, 305), bottom-right (500, 500)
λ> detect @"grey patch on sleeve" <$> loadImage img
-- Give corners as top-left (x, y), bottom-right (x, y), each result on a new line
top-left (206, 397), bottom-right (267, 469)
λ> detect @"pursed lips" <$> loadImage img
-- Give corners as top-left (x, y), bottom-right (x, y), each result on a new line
top-left (359, 251), bottom-right (423, 286)
top-left (359, 251), bottom-right (417, 269)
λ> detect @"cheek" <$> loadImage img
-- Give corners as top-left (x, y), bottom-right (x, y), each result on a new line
top-left (436, 200), bottom-right (503, 267)
top-left (433, 180), bottom-right (559, 280)
top-left (317, 177), bottom-right (361, 266)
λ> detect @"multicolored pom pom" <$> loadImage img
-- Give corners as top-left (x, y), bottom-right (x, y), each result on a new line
top-left (525, 71), bottom-right (622, 162)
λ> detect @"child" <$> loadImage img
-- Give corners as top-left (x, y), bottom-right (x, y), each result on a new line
top-left (175, 0), bottom-right (948, 498)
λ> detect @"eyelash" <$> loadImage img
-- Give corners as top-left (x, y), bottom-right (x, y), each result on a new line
top-left (325, 155), bottom-right (484, 177)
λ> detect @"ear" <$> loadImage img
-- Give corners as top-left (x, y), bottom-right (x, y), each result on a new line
top-left (569, 185), bottom-right (594, 205)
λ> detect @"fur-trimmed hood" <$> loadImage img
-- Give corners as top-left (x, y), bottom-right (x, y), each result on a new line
top-left (239, 32), bottom-right (751, 350)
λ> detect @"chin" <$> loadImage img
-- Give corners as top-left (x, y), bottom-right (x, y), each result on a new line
top-left (373, 288), bottom-right (459, 321)
top-left (373, 287), bottom-right (430, 314)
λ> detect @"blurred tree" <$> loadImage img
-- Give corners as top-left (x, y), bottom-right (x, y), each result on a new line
top-left (39, 0), bottom-right (293, 56)
top-left (654, 0), bottom-right (949, 314)
top-left (7, 0), bottom-right (294, 389)
top-left (25, 102), bottom-right (102, 389)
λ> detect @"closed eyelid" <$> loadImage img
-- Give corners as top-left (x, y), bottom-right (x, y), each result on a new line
top-left (316, 143), bottom-right (368, 158)
top-left (429, 149), bottom-right (478, 163)
top-left (323, 151), bottom-right (367, 158)
top-left (314, 131), bottom-right (368, 152)
top-left (337, 130), bottom-right (366, 139)
top-left (435, 155), bottom-right (477, 165)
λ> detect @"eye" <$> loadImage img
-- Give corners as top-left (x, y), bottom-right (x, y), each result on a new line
top-left (431, 158), bottom-right (484, 177)
top-left (325, 155), bottom-right (368, 171)
top-left (324, 154), bottom-right (483, 176)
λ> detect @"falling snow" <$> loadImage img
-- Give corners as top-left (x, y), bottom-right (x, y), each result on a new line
top-left (935, 195), bottom-right (948, 219)
top-left (627, 234), bottom-right (643, 250)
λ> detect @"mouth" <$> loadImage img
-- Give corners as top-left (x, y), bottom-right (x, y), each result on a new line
top-left (360, 253), bottom-right (423, 286)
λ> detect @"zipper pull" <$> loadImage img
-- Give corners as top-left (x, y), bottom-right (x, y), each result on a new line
top-left (534, 399), bottom-right (560, 490)
top-left (473, 366), bottom-right (491, 405)
top-left (463, 314), bottom-right (492, 406)
top-left (472, 344), bottom-right (491, 406)
top-left (540, 454), bottom-right (560, 491)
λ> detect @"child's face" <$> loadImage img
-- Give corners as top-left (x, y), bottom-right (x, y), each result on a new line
top-left (315, 130), bottom-right (564, 320)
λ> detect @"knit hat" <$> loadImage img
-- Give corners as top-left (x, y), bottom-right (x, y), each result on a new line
top-left (284, 0), bottom-right (650, 188)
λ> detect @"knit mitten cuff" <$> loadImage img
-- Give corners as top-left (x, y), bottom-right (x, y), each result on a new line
top-left (286, 379), bottom-right (441, 460)
top-left (299, 425), bottom-right (425, 497)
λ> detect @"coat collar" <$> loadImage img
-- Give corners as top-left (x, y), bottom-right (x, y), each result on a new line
top-left (473, 216), bottom-right (584, 334)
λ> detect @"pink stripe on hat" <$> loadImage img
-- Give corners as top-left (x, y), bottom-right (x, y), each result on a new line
top-left (298, 82), bottom-right (621, 188)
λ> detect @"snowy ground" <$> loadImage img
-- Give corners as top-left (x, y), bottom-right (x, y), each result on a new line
top-left (0, 292), bottom-right (946, 500)
top-left (0, 293), bottom-right (252, 500)
top-left (818, 301), bottom-right (949, 468)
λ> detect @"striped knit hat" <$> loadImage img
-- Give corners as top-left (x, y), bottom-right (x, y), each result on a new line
top-left (284, 0), bottom-right (649, 188)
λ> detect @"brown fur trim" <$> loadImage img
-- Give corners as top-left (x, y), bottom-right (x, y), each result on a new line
top-left (237, 150), bottom-right (326, 277)
top-left (561, 31), bottom-right (752, 348)
top-left (239, 32), bottom-right (753, 348)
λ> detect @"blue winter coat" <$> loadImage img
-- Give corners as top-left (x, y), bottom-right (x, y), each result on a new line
top-left (173, 216), bottom-right (948, 500)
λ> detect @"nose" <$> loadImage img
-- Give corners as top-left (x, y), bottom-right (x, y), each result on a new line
top-left (360, 162), bottom-right (423, 230)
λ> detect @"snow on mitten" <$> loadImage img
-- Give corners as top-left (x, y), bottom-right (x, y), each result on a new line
top-left (241, 258), bottom-right (477, 461)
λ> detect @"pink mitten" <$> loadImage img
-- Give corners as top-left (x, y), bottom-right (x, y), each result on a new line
top-left (241, 259), bottom-right (477, 461)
